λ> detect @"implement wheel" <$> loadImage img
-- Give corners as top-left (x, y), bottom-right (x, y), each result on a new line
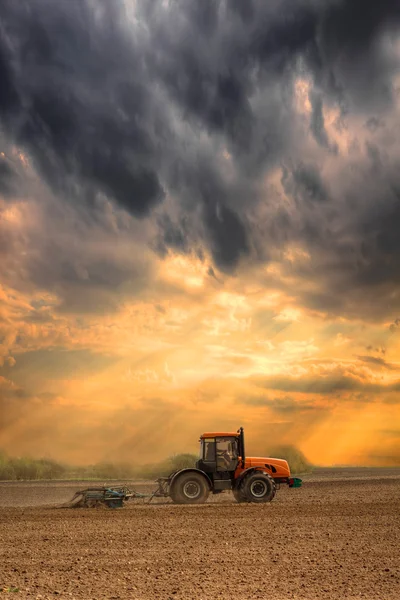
top-left (170, 472), bottom-right (209, 504)
top-left (242, 472), bottom-right (276, 503)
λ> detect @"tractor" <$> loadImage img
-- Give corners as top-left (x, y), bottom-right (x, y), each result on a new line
top-left (62, 428), bottom-right (302, 508)
top-left (156, 427), bottom-right (302, 504)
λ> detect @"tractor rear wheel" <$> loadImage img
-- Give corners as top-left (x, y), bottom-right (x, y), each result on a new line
top-left (170, 472), bottom-right (209, 504)
top-left (242, 472), bottom-right (276, 503)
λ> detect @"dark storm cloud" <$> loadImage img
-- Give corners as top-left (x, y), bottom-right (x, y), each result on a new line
top-left (24, 227), bottom-right (150, 314)
top-left (0, 185), bottom-right (154, 312)
top-left (275, 163), bottom-right (400, 320)
top-left (320, 180), bottom-right (400, 320)
top-left (146, 0), bottom-right (400, 156)
top-left (0, 0), bottom-right (165, 217)
top-left (164, 152), bottom-right (252, 270)
top-left (153, 213), bottom-right (191, 258)
top-left (253, 372), bottom-right (400, 396)
top-left (150, 0), bottom-right (400, 302)
top-left (144, 0), bottom-right (318, 183)
top-left (0, 0), bottom-right (400, 300)
top-left (239, 395), bottom-right (316, 413)
top-left (24, 309), bottom-right (54, 324)
top-left (356, 355), bottom-right (398, 370)
top-left (203, 201), bottom-right (248, 270)
top-left (254, 374), bottom-right (361, 395)
top-left (366, 346), bottom-right (386, 355)
top-left (282, 162), bottom-right (330, 204)
top-left (365, 117), bottom-right (385, 133)
top-left (309, 90), bottom-right (338, 154)
top-left (0, 158), bottom-right (16, 198)
top-left (317, 0), bottom-right (400, 105)
top-left (0, 348), bottom-right (118, 391)
top-left (389, 318), bottom-right (400, 333)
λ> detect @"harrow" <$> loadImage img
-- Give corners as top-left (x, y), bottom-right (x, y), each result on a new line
top-left (60, 486), bottom-right (135, 509)
top-left (60, 480), bottom-right (171, 509)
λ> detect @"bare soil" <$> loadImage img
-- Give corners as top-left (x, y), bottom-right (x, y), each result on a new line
top-left (0, 469), bottom-right (399, 600)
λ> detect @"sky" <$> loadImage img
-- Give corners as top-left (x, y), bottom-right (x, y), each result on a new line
top-left (1, 0), bottom-right (400, 467)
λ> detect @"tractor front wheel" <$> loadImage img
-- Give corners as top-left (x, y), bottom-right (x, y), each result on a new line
top-left (232, 486), bottom-right (247, 503)
top-left (242, 472), bottom-right (276, 503)
top-left (170, 472), bottom-right (210, 504)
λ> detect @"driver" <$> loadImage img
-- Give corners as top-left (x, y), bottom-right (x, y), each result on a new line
top-left (217, 447), bottom-right (232, 469)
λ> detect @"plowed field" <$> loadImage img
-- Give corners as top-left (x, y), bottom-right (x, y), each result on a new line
top-left (1, 469), bottom-right (399, 600)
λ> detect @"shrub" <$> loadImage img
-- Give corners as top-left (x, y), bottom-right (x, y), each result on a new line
top-left (0, 451), bottom-right (16, 480)
top-left (134, 453), bottom-right (198, 479)
top-left (266, 445), bottom-right (313, 474)
top-left (9, 457), bottom-right (39, 480)
top-left (0, 451), bottom-right (67, 480)
top-left (89, 462), bottom-right (136, 480)
top-left (166, 453), bottom-right (198, 472)
top-left (36, 458), bottom-right (67, 479)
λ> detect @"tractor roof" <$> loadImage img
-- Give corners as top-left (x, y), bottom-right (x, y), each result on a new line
top-left (200, 432), bottom-right (239, 439)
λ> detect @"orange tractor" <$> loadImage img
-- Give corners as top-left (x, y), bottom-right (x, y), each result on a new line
top-left (156, 427), bottom-right (302, 504)
top-left (64, 428), bottom-right (302, 508)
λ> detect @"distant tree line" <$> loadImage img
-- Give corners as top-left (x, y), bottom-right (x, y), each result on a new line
top-left (0, 450), bottom-right (198, 481)
top-left (0, 451), bottom-right (67, 480)
top-left (0, 446), bottom-right (312, 481)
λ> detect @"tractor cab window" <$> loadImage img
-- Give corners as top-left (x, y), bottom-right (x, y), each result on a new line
top-left (215, 437), bottom-right (238, 472)
top-left (201, 438), bottom-right (216, 462)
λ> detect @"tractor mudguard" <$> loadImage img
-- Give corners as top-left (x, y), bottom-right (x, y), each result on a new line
top-left (234, 467), bottom-right (270, 489)
top-left (169, 468), bottom-right (212, 492)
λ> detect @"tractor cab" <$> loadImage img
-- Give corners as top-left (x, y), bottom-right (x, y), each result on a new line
top-left (196, 430), bottom-right (244, 474)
